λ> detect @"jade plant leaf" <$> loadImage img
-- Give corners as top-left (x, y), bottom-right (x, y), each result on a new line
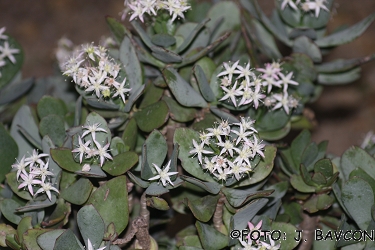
top-left (139, 82), bottom-right (164, 109)
top-left (221, 187), bottom-right (274, 208)
top-left (340, 146), bottom-right (375, 181)
top-left (318, 67), bottom-right (361, 85)
top-left (163, 67), bottom-right (208, 108)
top-left (53, 229), bottom-right (84, 250)
top-left (151, 33), bottom-right (176, 47)
top-left (341, 177), bottom-right (374, 231)
top-left (39, 114), bottom-right (66, 147)
top-left (255, 109), bottom-right (290, 131)
top-left (0, 198), bottom-right (23, 224)
top-left (37, 229), bottom-right (65, 250)
top-left (16, 195), bottom-right (57, 212)
top-left (17, 216), bottom-right (32, 246)
top-left (75, 165), bottom-right (107, 178)
top-left (174, 128), bottom-right (216, 182)
top-left (293, 36), bottom-right (322, 63)
top-left (0, 77), bottom-right (33, 105)
top-left (0, 124), bottom-right (18, 183)
top-left (315, 54), bottom-right (375, 73)
top-left (196, 221), bottom-right (228, 250)
top-left (147, 197), bottom-right (170, 210)
top-left (181, 175), bottom-right (221, 194)
top-left (102, 151), bottom-right (138, 176)
top-left (120, 36), bottom-right (143, 89)
top-left (23, 228), bottom-right (52, 250)
top-left (51, 148), bottom-right (81, 172)
top-left (251, 19), bottom-right (282, 59)
top-left (303, 194), bottom-right (334, 213)
top-left (290, 174), bottom-right (316, 193)
top-left (0, 224), bottom-right (16, 247)
top-left (186, 194), bottom-right (219, 222)
top-left (145, 182), bottom-right (169, 196)
top-left (300, 0), bottom-right (334, 29)
top-left (162, 96), bottom-right (196, 122)
top-left (270, 222), bottom-right (300, 250)
top-left (176, 18), bottom-right (210, 54)
top-left (87, 176), bottom-right (129, 235)
top-left (60, 178), bottom-right (93, 205)
top-left (37, 96), bottom-right (67, 119)
top-left (134, 100), bottom-right (169, 132)
top-left (10, 105), bottom-right (41, 159)
top-left (315, 13), bottom-right (375, 48)
top-left (106, 17), bottom-right (128, 43)
top-left (122, 118), bottom-right (138, 151)
top-left (109, 137), bottom-right (126, 157)
top-left (78, 205), bottom-right (105, 250)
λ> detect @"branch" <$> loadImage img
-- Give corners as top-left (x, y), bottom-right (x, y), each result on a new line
top-left (213, 192), bottom-right (226, 233)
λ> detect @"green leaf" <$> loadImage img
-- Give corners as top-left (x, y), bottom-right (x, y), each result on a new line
top-left (340, 146), bottom-right (375, 181)
top-left (250, 19), bottom-right (282, 59)
top-left (0, 124), bottom-right (18, 183)
top-left (234, 145), bottom-right (277, 187)
top-left (290, 175), bottom-right (316, 193)
top-left (10, 105), bottom-right (41, 159)
top-left (174, 128), bottom-right (215, 182)
top-left (300, 0), bottom-right (334, 29)
top-left (210, 107), bottom-right (240, 124)
top-left (37, 229), bottom-right (65, 250)
top-left (87, 176), bottom-right (129, 234)
top-left (5, 234), bottom-right (21, 250)
top-left (303, 194), bottom-right (334, 213)
top-left (176, 18), bottom-right (211, 53)
top-left (186, 194), bottom-right (219, 222)
top-left (258, 122), bottom-right (291, 141)
top-left (162, 96), bottom-right (196, 122)
top-left (0, 36), bottom-right (24, 89)
top-left (51, 148), bottom-right (81, 172)
top-left (39, 115), bottom-right (66, 147)
top-left (121, 118), bottom-right (138, 151)
top-left (314, 159), bottom-right (333, 179)
top-left (316, 54), bottom-right (375, 73)
top-left (120, 36), bottom-right (143, 89)
top-left (293, 36), bottom-right (322, 63)
top-left (255, 109), bottom-right (290, 131)
top-left (145, 182), bottom-right (169, 196)
top-left (0, 77), bottom-right (33, 105)
top-left (222, 187), bottom-right (274, 208)
top-left (17, 216), bottom-right (32, 246)
top-left (60, 178), bottom-right (93, 205)
top-left (275, 0), bottom-right (301, 28)
top-left (193, 65), bottom-right (215, 102)
top-left (315, 13), bottom-right (375, 47)
top-left (151, 33), bottom-right (176, 47)
top-left (6, 172), bottom-right (33, 200)
top-left (270, 222), bottom-right (300, 250)
top-left (163, 67), bottom-right (208, 108)
top-left (77, 205), bottom-right (105, 250)
top-left (349, 168), bottom-right (375, 200)
top-left (127, 171), bottom-right (149, 188)
top-left (16, 195), bottom-right (57, 212)
top-left (318, 67), bottom-right (361, 85)
top-left (75, 165), bottom-right (107, 178)
top-left (134, 100), bottom-right (169, 132)
top-left (0, 224), bottom-right (16, 247)
top-left (102, 151), bottom-right (138, 176)
top-left (106, 17), bottom-right (128, 43)
top-left (141, 130), bottom-right (168, 180)
top-left (195, 221), bottom-right (228, 250)
top-left (85, 97), bottom-right (119, 110)
top-left (341, 177), bottom-right (374, 230)
top-left (23, 228), bottom-right (51, 250)
top-left (37, 96), bottom-right (67, 119)
top-left (139, 83), bottom-right (164, 109)
top-left (0, 198), bottom-right (23, 224)
top-left (181, 175), bottom-right (221, 194)
top-left (109, 137), bottom-right (126, 157)
top-left (147, 197), bottom-right (170, 210)
top-left (53, 229), bottom-right (84, 250)
top-left (152, 46), bottom-right (183, 63)
top-left (291, 130), bottom-right (311, 172)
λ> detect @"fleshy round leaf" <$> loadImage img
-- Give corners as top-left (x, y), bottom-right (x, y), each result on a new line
top-left (139, 82), bottom-right (164, 109)
top-left (270, 222), bottom-right (300, 250)
top-left (87, 176), bottom-right (129, 235)
top-left (0, 198), bottom-right (23, 224)
top-left (39, 115), bottom-right (66, 147)
top-left (293, 36), bottom-right (322, 63)
top-left (120, 36), bottom-right (143, 89)
top-left (145, 182), bottom-right (169, 196)
top-left (151, 33), bottom-right (176, 47)
top-left (162, 96), bottom-right (196, 122)
top-left (303, 193), bottom-right (334, 213)
top-left (0, 77), bottom-right (33, 105)
top-left (16, 195), bottom-right (57, 212)
top-left (176, 18), bottom-right (210, 54)
top-left (163, 67), bottom-right (208, 108)
top-left (75, 165), bottom-right (107, 178)
top-left (174, 128), bottom-right (216, 182)
top-left (60, 178), bottom-right (93, 205)
top-left (102, 151), bottom-right (138, 176)
top-left (17, 216), bottom-right (32, 246)
top-left (54, 229), bottom-right (84, 250)
top-left (23, 228), bottom-right (51, 250)
top-left (340, 146), bottom-right (375, 181)
top-left (341, 177), bottom-right (374, 230)
top-left (122, 118), bottom-right (138, 151)
top-left (316, 54), bottom-right (375, 73)
top-left (195, 221), bottom-right (228, 250)
top-left (181, 175), bottom-right (220, 194)
top-left (37, 229), bottom-right (65, 250)
top-left (290, 175), bottom-right (316, 193)
top-left (318, 67), bottom-right (361, 85)
top-left (10, 105), bottom-right (41, 159)
top-left (134, 100), bottom-right (169, 132)
top-left (0, 124), bottom-right (18, 183)
top-left (0, 224), bottom-right (16, 247)
top-left (51, 148), bottom-right (81, 172)
top-left (186, 195), bottom-right (219, 222)
top-left (147, 197), bottom-right (170, 210)
top-left (78, 205), bottom-right (105, 250)
top-left (221, 187), bottom-right (274, 208)
top-left (37, 96), bottom-right (67, 119)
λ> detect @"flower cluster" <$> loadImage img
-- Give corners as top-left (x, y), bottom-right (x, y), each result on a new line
top-left (217, 61), bottom-right (299, 114)
top-left (239, 220), bottom-right (281, 250)
top-left (12, 150), bottom-right (58, 201)
top-left (62, 42), bottom-right (131, 104)
top-left (122, 0), bottom-right (191, 23)
top-left (0, 27), bottom-right (20, 77)
top-left (279, 0), bottom-right (329, 18)
top-left (190, 118), bottom-right (265, 183)
top-left (72, 122), bottom-right (113, 169)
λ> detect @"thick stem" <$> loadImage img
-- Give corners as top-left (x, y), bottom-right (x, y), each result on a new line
top-left (213, 193), bottom-right (226, 232)
top-left (140, 192), bottom-right (150, 225)
top-left (297, 212), bottom-right (319, 250)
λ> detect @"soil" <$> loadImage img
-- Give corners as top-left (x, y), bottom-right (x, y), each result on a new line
top-left (0, 0), bottom-right (375, 156)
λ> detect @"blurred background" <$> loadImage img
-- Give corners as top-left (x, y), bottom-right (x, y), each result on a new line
top-left (0, 0), bottom-right (374, 156)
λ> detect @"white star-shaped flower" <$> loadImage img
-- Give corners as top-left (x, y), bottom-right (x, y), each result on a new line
top-left (34, 182), bottom-right (59, 201)
top-left (82, 122), bottom-right (107, 141)
top-left (148, 160), bottom-right (178, 186)
top-left (217, 60), bottom-right (240, 82)
top-left (189, 139), bottom-right (213, 164)
top-left (113, 77), bottom-right (131, 103)
top-left (93, 140), bottom-right (113, 167)
top-left (0, 41), bottom-right (19, 64)
top-left (71, 136), bottom-right (91, 163)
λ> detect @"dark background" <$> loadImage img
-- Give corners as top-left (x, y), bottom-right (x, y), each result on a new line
top-left (1, 0), bottom-right (374, 155)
